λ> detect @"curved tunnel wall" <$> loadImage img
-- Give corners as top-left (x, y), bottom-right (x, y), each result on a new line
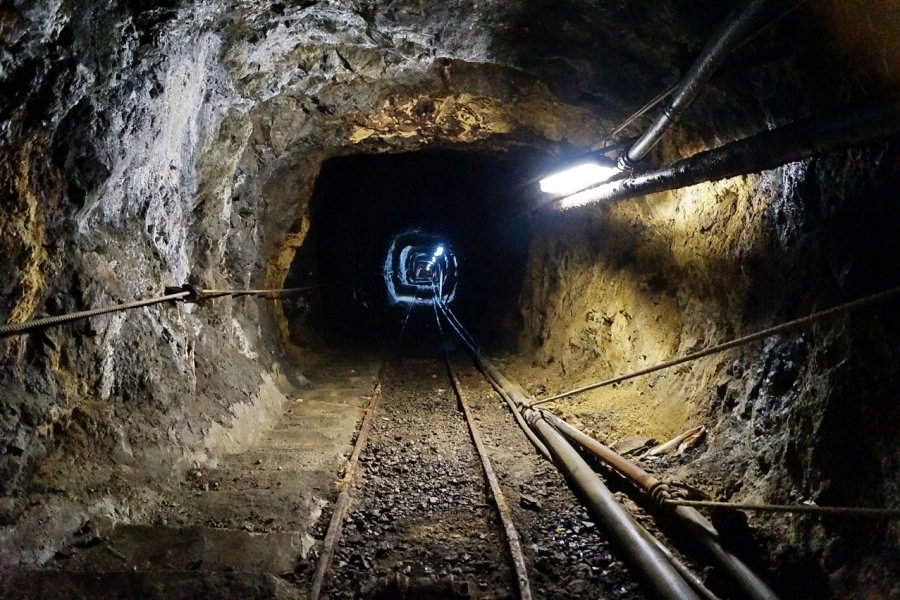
top-left (0, 0), bottom-right (898, 595)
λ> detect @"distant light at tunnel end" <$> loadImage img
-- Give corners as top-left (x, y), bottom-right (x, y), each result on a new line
top-left (539, 162), bottom-right (620, 196)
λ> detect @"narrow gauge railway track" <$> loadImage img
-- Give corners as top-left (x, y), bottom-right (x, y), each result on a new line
top-left (310, 317), bottom-right (651, 599)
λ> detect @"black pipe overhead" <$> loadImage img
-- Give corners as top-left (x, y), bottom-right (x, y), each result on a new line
top-left (560, 98), bottom-right (900, 209)
top-left (620, 0), bottom-right (775, 169)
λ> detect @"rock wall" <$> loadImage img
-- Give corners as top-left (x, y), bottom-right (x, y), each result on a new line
top-left (514, 142), bottom-right (900, 596)
top-left (0, 0), bottom-right (611, 564)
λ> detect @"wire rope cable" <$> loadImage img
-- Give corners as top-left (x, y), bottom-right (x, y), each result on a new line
top-left (0, 276), bottom-right (371, 338)
top-left (533, 285), bottom-right (900, 406)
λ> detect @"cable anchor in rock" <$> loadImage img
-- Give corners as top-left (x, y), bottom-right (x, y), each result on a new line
top-left (164, 282), bottom-right (205, 303)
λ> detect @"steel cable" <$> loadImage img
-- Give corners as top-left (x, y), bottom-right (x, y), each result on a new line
top-left (0, 277), bottom-right (367, 338)
top-left (532, 285), bottom-right (900, 406)
top-left (0, 291), bottom-right (191, 337)
top-left (666, 499), bottom-right (900, 519)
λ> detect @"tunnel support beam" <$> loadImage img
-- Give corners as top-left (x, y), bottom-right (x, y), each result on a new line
top-left (559, 99), bottom-right (900, 209)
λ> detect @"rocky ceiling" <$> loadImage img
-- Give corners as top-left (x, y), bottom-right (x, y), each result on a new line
top-left (3, 0), bottom-right (893, 348)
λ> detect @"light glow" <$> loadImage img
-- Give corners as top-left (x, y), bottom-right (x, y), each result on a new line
top-left (539, 162), bottom-right (619, 195)
top-left (384, 230), bottom-right (457, 306)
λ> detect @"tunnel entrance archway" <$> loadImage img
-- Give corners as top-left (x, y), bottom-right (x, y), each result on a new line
top-left (283, 147), bottom-right (547, 351)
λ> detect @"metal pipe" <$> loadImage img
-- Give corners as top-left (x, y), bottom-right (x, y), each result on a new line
top-left (623, 0), bottom-right (774, 166)
top-left (442, 299), bottom-right (777, 599)
top-left (542, 411), bottom-right (664, 496)
top-left (672, 506), bottom-right (778, 600)
top-left (524, 409), bottom-right (700, 600)
top-left (545, 416), bottom-right (779, 600)
top-left (636, 521), bottom-right (721, 600)
top-left (560, 99), bottom-right (900, 210)
top-left (439, 303), bottom-right (701, 598)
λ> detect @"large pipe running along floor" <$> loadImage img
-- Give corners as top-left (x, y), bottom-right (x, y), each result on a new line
top-left (437, 302), bottom-right (746, 600)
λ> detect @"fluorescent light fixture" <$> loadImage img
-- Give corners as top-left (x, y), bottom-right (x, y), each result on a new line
top-left (434, 245), bottom-right (444, 257)
top-left (539, 161), bottom-right (619, 195)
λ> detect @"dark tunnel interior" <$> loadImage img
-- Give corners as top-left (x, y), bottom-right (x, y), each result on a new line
top-left (284, 148), bottom-right (549, 353)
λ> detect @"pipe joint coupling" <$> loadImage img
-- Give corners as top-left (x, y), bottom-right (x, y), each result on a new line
top-left (649, 482), bottom-right (674, 508)
top-left (617, 150), bottom-right (638, 172)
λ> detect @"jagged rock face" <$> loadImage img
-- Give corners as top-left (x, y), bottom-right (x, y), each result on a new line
top-left (4, 0), bottom-right (697, 503)
top-left (0, 0), bottom-right (898, 596)
top-left (0, 0), bottom-right (626, 559)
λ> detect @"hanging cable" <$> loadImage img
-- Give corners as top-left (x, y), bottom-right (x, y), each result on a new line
top-left (591, 83), bottom-right (679, 152)
top-left (532, 285), bottom-right (900, 406)
top-left (666, 499), bottom-right (900, 519)
top-left (0, 276), bottom-right (368, 338)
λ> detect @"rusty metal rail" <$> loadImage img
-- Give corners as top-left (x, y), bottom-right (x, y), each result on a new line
top-left (434, 300), bottom-right (534, 599)
top-left (442, 357), bottom-right (534, 600)
top-left (310, 377), bottom-right (384, 600)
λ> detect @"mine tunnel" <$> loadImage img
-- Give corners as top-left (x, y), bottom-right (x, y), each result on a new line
top-left (1, 1), bottom-right (898, 599)
top-left (284, 149), bottom-right (540, 352)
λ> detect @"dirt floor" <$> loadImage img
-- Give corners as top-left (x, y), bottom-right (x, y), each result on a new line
top-left (2, 338), bottom-right (763, 600)
top-left (314, 351), bottom-right (647, 599)
top-left (0, 356), bottom-right (382, 599)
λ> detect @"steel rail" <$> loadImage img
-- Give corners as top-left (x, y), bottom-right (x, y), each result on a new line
top-left (437, 314), bottom-right (533, 600)
top-left (533, 285), bottom-right (900, 406)
top-left (310, 378), bottom-right (384, 600)
top-left (436, 300), bottom-right (551, 460)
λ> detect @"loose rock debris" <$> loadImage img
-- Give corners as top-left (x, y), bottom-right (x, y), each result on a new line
top-left (312, 358), bottom-right (646, 599)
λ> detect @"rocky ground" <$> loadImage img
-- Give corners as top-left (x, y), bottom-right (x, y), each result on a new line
top-left (1, 355), bottom-right (381, 599)
top-left (314, 350), bottom-right (648, 600)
